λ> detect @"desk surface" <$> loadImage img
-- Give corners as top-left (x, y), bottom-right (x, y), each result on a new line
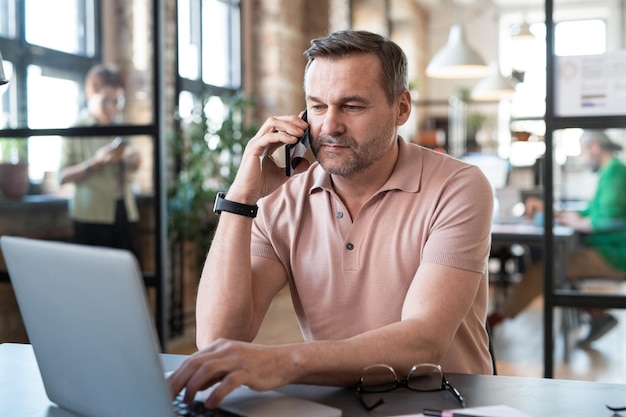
top-left (1, 343), bottom-right (625, 417)
top-left (491, 222), bottom-right (576, 240)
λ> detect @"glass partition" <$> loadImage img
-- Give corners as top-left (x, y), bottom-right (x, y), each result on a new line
top-left (552, 127), bottom-right (626, 296)
top-left (0, 0), bottom-right (157, 277)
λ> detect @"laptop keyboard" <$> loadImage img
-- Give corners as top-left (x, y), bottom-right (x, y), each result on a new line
top-left (173, 396), bottom-right (244, 417)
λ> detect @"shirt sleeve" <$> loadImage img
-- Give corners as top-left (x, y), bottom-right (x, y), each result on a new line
top-left (421, 165), bottom-right (494, 274)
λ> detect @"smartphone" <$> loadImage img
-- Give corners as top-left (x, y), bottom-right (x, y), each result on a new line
top-left (285, 110), bottom-right (310, 177)
top-left (111, 136), bottom-right (127, 149)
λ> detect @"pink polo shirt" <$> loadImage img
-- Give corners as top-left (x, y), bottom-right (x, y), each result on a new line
top-left (251, 138), bottom-right (494, 374)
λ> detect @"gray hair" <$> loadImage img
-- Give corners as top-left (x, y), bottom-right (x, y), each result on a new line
top-left (303, 30), bottom-right (408, 105)
top-left (579, 130), bottom-right (623, 152)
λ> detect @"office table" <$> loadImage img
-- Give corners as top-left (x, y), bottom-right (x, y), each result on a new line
top-left (2, 343), bottom-right (625, 417)
top-left (491, 222), bottom-right (577, 247)
top-left (490, 222), bottom-right (577, 292)
top-left (490, 222), bottom-right (581, 372)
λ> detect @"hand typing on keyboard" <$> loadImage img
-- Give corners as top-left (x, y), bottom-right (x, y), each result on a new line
top-left (167, 339), bottom-right (294, 409)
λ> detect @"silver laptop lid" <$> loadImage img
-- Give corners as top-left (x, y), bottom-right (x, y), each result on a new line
top-left (1, 236), bottom-right (175, 417)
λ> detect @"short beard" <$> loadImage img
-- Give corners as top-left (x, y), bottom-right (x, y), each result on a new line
top-left (312, 132), bottom-right (394, 177)
top-left (312, 135), bottom-right (358, 176)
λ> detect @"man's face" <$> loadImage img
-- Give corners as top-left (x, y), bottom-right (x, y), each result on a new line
top-left (87, 86), bottom-right (124, 125)
top-left (581, 141), bottom-right (601, 172)
top-left (304, 53), bottom-right (407, 177)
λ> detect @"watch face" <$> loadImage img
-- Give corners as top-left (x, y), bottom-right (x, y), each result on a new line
top-left (213, 192), bottom-right (225, 214)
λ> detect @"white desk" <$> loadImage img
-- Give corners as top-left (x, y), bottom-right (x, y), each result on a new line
top-left (2, 343), bottom-right (626, 417)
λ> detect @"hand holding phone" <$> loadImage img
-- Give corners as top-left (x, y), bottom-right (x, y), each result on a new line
top-left (111, 136), bottom-right (126, 149)
top-left (285, 110), bottom-right (310, 177)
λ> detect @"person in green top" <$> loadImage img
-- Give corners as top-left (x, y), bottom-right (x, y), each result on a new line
top-left (489, 129), bottom-right (626, 346)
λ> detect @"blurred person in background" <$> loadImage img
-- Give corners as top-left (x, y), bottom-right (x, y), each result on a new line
top-left (59, 64), bottom-right (142, 263)
top-left (489, 130), bottom-right (626, 346)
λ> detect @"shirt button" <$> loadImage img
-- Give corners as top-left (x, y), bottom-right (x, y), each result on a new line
top-left (336, 211), bottom-right (344, 219)
top-left (346, 242), bottom-right (354, 250)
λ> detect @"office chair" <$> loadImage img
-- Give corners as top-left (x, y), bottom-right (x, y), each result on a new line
top-left (486, 322), bottom-right (497, 375)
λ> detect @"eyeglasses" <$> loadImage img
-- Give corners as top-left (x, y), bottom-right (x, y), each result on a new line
top-left (355, 363), bottom-right (465, 411)
top-left (100, 95), bottom-right (125, 108)
top-left (92, 91), bottom-right (125, 109)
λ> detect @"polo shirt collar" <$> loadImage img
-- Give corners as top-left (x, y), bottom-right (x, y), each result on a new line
top-left (309, 137), bottom-right (422, 195)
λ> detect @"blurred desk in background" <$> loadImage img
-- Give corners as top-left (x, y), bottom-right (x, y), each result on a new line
top-left (489, 222), bottom-right (578, 306)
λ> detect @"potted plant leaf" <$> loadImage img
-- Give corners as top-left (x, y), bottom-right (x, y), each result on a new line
top-left (167, 92), bottom-right (259, 333)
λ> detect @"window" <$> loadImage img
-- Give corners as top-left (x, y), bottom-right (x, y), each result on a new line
top-left (499, 14), bottom-right (608, 168)
top-left (0, 0), bottom-right (98, 130)
top-left (176, 0), bottom-right (243, 166)
top-left (24, 0), bottom-right (96, 56)
top-left (555, 19), bottom-right (606, 56)
top-left (177, 0), bottom-right (242, 122)
top-left (501, 16), bottom-right (608, 120)
top-left (201, 0), bottom-right (241, 87)
top-left (178, 0), bottom-right (241, 91)
top-left (1, 0), bottom-right (155, 190)
top-left (0, 0), bottom-right (16, 38)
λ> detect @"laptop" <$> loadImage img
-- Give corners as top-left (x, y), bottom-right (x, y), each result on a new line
top-left (0, 236), bottom-right (342, 417)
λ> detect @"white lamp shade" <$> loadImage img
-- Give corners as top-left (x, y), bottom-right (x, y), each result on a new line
top-left (426, 25), bottom-right (490, 79)
top-left (471, 64), bottom-right (516, 101)
top-left (0, 51), bottom-right (8, 86)
top-left (510, 22), bottom-right (535, 41)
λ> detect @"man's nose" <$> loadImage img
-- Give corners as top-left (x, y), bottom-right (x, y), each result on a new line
top-left (320, 108), bottom-right (345, 137)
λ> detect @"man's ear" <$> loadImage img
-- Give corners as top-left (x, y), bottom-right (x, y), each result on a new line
top-left (395, 90), bottom-right (412, 126)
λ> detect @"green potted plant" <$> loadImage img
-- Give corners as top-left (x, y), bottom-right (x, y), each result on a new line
top-left (168, 93), bottom-right (258, 254)
top-left (0, 137), bottom-right (29, 199)
top-left (167, 92), bottom-right (259, 333)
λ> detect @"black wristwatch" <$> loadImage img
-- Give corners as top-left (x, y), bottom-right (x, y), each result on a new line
top-left (213, 192), bottom-right (258, 218)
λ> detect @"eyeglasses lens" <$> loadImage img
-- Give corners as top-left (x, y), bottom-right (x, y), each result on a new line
top-left (407, 364), bottom-right (444, 391)
top-left (360, 364), bottom-right (398, 393)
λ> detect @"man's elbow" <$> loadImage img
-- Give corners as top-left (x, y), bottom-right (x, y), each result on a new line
top-left (195, 319), bottom-right (257, 350)
top-left (195, 324), bottom-right (223, 350)
top-left (196, 333), bottom-right (211, 350)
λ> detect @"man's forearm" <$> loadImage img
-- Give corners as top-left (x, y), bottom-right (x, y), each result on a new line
top-left (196, 212), bottom-right (257, 346)
top-left (280, 318), bottom-right (444, 387)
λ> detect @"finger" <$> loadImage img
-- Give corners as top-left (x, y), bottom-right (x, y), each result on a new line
top-left (167, 358), bottom-right (199, 399)
top-left (245, 131), bottom-right (296, 161)
top-left (265, 115), bottom-right (308, 134)
top-left (167, 346), bottom-right (223, 399)
top-left (260, 139), bottom-right (288, 161)
top-left (177, 345), bottom-right (243, 403)
top-left (176, 363), bottom-right (225, 404)
top-left (204, 371), bottom-right (245, 409)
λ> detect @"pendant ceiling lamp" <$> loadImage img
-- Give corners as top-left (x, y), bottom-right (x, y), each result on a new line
top-left (510, 21), bottom-right (536, 41)
top-left (0, 51), bottom-right (8, 86)
top-left (426, 24), bottom-right (490, 79)
top-left (471, 63), bottom-right (516, 101)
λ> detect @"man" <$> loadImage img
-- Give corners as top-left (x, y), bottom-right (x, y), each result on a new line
top-left (488, 130), bottom-right (626, 345)
top-left (169, 30), bottom-right (494, 408)
top-left (59, 64), bottom-right (142, 262)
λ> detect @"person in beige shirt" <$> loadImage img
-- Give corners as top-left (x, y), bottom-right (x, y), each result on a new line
top-left (169, 30), bottom-right (494, 409)
top-left (59, 64), bottom-right (141, 262)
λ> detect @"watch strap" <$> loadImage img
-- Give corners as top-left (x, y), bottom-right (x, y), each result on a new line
top-left (213, 192), bottom-right (258, 218)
